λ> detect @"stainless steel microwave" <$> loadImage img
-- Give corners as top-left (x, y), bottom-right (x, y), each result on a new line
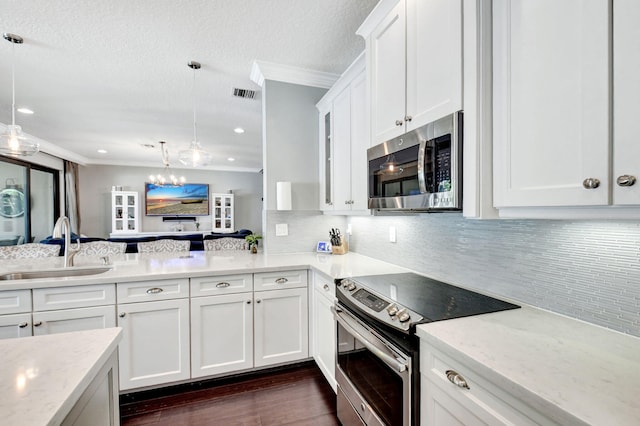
top-left (367, 111), bottom-right (462, 211)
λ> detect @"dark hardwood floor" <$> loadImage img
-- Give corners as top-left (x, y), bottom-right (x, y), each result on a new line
top-left (120, 362), bottom-right (339, 426)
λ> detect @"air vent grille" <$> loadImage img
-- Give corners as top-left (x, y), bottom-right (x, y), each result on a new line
top-left (233, 88), bottom-right (257, 99)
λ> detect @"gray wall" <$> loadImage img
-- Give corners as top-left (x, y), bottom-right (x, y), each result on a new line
top-left (78, 165), bottom-right (262, 238)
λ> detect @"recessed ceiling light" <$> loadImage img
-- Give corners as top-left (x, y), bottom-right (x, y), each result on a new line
top-left (17, 108), bottom-right (34, 114)
top-left (97, 149), bottom-right (107, 154)
top-left (227, 157), bottom-right (235, 162)
top-left (233, 127), bottom-right (245, 134)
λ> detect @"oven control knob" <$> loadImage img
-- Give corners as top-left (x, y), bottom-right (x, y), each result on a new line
top-left (387, 304), bottom-right (400, 316)
top-left (397, 309), bottom-right (411, 323)
top-left (346, 282), bottom-right (357, 291)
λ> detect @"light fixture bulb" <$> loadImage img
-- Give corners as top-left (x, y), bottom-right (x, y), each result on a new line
top-left (148, 141), bottom-right (186, 187)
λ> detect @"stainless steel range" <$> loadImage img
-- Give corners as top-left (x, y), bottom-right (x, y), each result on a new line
top-left (333, 273), bottom-right (520, 426)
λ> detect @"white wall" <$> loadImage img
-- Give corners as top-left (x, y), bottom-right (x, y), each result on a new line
top-left (78, 164), bottom-right (262, 238)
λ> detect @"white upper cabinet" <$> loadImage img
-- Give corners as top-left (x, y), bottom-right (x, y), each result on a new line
top-left (365, 0), bottom-right (463, 144)
top-left (613, 0), bottom-right (640, 205)
top-left (493, 0), bottom-right (610, 209)
top-left (493, 0), bottom-right (640, 217)
top-left (317, 53), bottom-right (370, 213)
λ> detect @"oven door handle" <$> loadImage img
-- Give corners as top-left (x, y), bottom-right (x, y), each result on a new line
top-left (332, 306), bottom-right (408, 374)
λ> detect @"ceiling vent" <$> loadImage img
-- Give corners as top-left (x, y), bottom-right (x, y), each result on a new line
top-left (232, 88), bottom-right (258, 100)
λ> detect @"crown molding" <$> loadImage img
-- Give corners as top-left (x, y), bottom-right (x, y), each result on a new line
top-left (250, 60), bottom-right (339, 89)
top-left (356, 0), bottom-right (401, 39)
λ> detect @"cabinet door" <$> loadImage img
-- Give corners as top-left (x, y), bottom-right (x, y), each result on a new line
top-left (117, 298), bottom-right (190, 390)
top-left (406, 0), bottom-right (462, 130)
top-left (613, 0), bottom-right (640, 205)
top-left (254, 287), bottom-right (309, 367)
top-left (191, 294), bottom-right (253, 378)
top-left (332, 85), bottom-right (353, 208)
top-left (371, 0), bottom-right (407, 144)
top-left (33, 306), bottom-right (116, 336)
top-left (493, 0), bottom-right (610, 207)
top-left (421, 375), bottom-right (488, 426)
top-left (312, 285), bottom-right (336, 391)
top-left (319, 109), bottom-right (334, 210)
top-left (350, 71), bottom-right (370, 211)
top-left (0, 313), bottom-right (32, 339)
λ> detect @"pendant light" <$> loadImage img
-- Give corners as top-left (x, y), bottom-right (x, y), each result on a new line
top-left (0, 33), bottom-right (39, 157)
top-left (148, 141), bottom-right (186, 186)
top-left (178, 61), bottom-right (212, 167)
top-left (380, 154), bottom-right (403, 176)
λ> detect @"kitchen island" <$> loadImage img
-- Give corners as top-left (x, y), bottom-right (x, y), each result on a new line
top-left (0, 327), bottom-right (122, 425)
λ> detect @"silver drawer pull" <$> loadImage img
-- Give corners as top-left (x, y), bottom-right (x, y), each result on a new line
top-left (275, 278), bottom-right (288, 284)
top-left (617, 175), bottom-right (636, 187)
top-left (582, 178), bottom-right (600, 189)
top-left (446, 370), bottom-right (470, 389)
top-left (323, 284), bottom-right (330, 291)
top-left (33, 321), bottom-right (42, 327)
top-left (119, 312), bottom-right (126, 318)
top-left (18, 322), bottom-right (28, 328)
top-left (146, 287), bottom-right (164, 294)
top-left (216, 282), bottom-right (231, 288)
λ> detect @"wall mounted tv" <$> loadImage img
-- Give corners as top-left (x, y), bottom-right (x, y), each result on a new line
top-left (145, 183), bottom-right (210, 216)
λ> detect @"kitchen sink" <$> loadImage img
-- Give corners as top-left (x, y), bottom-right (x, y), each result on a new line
top-left (0, 267), bottom-right (112, 280)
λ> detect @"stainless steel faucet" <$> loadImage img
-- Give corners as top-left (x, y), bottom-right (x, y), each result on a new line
top-left (52, 216), bottom-right (80, 267)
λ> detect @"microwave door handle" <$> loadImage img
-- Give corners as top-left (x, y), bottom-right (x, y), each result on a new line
top-left (332, 306), bottom-right (408, 373)
top-left (417, 139), bottom-right (427, 193)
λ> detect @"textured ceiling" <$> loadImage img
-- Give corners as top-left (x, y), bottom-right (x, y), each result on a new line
top-left (0, 0), bottom-right (378, 171)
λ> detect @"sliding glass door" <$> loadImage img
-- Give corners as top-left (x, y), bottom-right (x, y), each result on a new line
top-left (0, 157), bottom-right (59, 245)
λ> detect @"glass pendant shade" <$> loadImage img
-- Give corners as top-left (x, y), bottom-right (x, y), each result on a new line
top-left (2, 33), bottom-right (39, 157)
top-left (178, 60), bottom-right (212, 167)
top-left (380, 154), bottom-right (403, 176)
top-left (178, 141), bottom-right (212, 167)
top-left (0, 124), bottom-right (39, 156)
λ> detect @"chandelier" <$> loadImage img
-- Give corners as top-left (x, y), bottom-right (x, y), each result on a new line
top-left (178, 61), bottom-right (212, 167)
top-left (148, 141), bottom-right (185, 186)
top-left (0, 33), bottom-right (39, 157)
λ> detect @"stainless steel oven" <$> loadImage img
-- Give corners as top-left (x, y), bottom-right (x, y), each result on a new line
top-left (334, 304), bottom-right (413, 426)
top-left (333, 273), bottom-right (520, 426)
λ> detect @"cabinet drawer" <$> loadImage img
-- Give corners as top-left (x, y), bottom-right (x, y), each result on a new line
top-left (33, 305), bottom-right (116, 336)
top-left (191, 273), bottom-right (253, 296)
top-left (421, 344), bottom-right (558, 426)
top-left (254, 270), bottom-right (308, 291)
top-left (33, 285), bottom-right (115, 311)
top-left (117, 278), bottom-right (189, 303)
top-left (313, 272), bottom-right (335, 299)
top-left (0, 289), bottom-right (31, 315)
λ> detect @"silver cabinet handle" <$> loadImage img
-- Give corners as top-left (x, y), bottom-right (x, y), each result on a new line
top-left (216, 282), bottom-right (231, 288)
top-left (18, 322), bottom-right (28, 328)
top-left (146, 287), bottom-right (163, 294)
top-left (119, 312), bottom-right (126, 318)
top-left (246, 300), bottom-right (251, 304)
top-left (33, 321), bottom-right (42, 327)
top-left (583, 178), bottom-right (601, 189)
top-left (323, 284), bottom-right (330, 291)
top-left (617, 175), bottom-right (637, 187)
top-left (405, 115), bottom-right (412, 122)
top-left (275, 278), bottom-right (288, 284)
top-left (446, 370), bottom-right (470, 389)
top-left (256, 299), bottom-right (261, 303)
top-left (395, 119), bottom-right (403, 126)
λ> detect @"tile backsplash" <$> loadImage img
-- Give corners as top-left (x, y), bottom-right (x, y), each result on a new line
top-left (348, 214), bottom-right (640, 337)
top-left (265, 210), bottom-right (640, 337)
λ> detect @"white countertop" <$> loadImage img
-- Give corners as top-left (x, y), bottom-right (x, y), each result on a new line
top-left (0, 251), bottom-right (408, 290)
top-left (417, 306), bottom-right (640, 426)
top-left (0, 327), bottom-right (122, 425)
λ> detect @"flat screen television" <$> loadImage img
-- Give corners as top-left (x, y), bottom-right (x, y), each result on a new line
top-left (145, 183), bottom-right (210, 216)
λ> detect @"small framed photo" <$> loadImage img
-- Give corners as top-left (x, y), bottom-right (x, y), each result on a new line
top-left (316, 241), bottom-right (332, 253)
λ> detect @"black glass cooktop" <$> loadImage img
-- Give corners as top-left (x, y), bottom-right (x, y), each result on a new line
top-left (347, 273), bottom-right (520, 323)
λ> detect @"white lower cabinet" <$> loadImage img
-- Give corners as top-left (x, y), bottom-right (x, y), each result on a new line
top-left (0, 313), bottom-right (32, 338)
top-left (33, 306), bottom-right (116, 336)
top-left (117, 281), bottom-right (190, 391)
top-left (254, 287), bottom-right (309, 368)
top-left (311, 272), bottom-right (336, 391)
top-left (191, 293), bottom-right (253, 378)
top-left (421, 342), bottom-right (558, 426)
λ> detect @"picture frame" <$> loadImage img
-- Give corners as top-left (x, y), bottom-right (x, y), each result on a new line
top-left (316, 241), bottom-right (332, 253)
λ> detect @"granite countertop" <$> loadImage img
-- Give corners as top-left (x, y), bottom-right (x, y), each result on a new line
top-left (0, 251), bottom-right (409, 291)
top-left (0, 327), bottom-right (122, 425)
top-left (416, 306), bottom-right (640, 425)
